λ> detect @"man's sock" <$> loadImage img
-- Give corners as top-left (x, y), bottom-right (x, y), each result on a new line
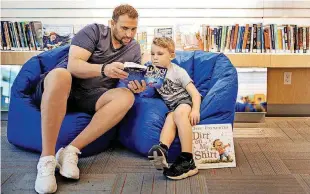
top-left (159, 142), bottom-right (168, 151)
top-left (180, 152), bottom-right (193, 162)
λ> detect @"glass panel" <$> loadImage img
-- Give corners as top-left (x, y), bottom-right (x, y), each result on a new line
top-left (1, 65), bottom-right (22, 111)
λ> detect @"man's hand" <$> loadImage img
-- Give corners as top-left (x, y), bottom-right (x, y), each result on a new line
top-left (128, 80), bottom-right (147, 94)
top-left (104, 62), bottom-right (128, 79)
top-left (189, 109), bottom-right (200, 126)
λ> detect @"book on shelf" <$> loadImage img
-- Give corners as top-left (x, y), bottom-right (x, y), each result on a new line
top-left (135, 28), bottom-right (147, 54)
top-left (0, 21), bottom-right (75, 51)
top-left (201, 23), bottom-right (310, 54)
top-left (175, 24), bottom-right (201, 51)
top-left (1, 21), bottom-right (43, 51)
top-left (43, 24), bottom-right (73, 51)
top-left (192, 124), bottom-right (236, 169)
top-left (154, 27), bottom-right (173, 39)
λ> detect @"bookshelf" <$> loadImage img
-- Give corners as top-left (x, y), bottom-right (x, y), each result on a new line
top-left (1, 0), bottom-right (310, 116)
top-left (1, 51), bottom-right (42, 65)
top-left (2, 51), bottom-right (310, 68)
top-left (141, 52), bottom-right (310, 68)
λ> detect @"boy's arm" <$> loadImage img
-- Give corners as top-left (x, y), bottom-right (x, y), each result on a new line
top-left (186, 82), bottom-right (201, 112)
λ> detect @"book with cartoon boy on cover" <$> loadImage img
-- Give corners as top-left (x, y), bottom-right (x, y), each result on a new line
top-left (192, 124), bottom-right (236, 169)
top-left (120, 62), bottom-right (168, 96)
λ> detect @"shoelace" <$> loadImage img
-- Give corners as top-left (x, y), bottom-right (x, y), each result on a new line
top-left (63, 151), bottom-right (80, 165)
top-left (39, 160), bottom-right (56, 176)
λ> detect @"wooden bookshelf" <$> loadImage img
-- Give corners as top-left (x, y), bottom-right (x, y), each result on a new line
top-left (270, 54), bottom-right (310, 68)
top-left (1, 51), bottom-right (310, 68)
top-left (1, 51), bottom-right (42, 65)
top-left (142, 52), bottom-right (310, 68)
top-left (226, 53), bottom-right (271, 68)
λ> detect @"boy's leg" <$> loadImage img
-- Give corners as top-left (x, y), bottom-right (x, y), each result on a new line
top-left (148, 112), bottom-right (176, 170)
top-left (173, 104), bottom-right (192, 153)
top-left (159, 112), bottom-right (177, 147)
top-left (164, 104), bottom-right (198, 180)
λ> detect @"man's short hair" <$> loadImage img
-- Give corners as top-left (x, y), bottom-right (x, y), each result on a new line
top-left (152, 37), bottom-right (175, 54)
top-left (112, 4), bottom-right (139, 21)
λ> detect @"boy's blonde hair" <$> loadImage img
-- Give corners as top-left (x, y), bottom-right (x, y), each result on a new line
top-left (152, 37), bottom-right (175, 54)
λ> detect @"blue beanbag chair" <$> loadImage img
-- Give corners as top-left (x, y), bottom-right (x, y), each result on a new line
top-left (7, 46), bottom-right (117, 157)
top-left (118, 50), bottom-right (238, 162)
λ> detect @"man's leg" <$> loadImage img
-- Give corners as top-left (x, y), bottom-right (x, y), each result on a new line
top-left (35, 68), bottom-right (72, 194)
top-left (41, 68), bottom-right (72, 157)
top-left (69, 88), bottom-right (134, 150)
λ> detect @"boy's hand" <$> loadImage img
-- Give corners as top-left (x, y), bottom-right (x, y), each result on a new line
top-left (128, 80), bottom-right (147, 93)
top-left (189, 109), bottom-right (200, 126)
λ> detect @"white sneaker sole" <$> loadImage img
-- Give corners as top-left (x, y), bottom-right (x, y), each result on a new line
top-left (35, 184), bottom-right (57, 194)
top-left (166, 168), bottom-right (199, 180)
top-left (58, 166), bottom-right (79, 180)
top-left (148, 150), bottom-right (168, 170)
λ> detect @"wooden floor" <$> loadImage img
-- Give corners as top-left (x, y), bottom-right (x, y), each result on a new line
top-left (2, 117), bottom-right (310, 194)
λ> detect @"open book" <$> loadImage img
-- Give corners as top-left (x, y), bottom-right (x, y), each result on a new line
top-left (121, 62), bottom-right (168, 90)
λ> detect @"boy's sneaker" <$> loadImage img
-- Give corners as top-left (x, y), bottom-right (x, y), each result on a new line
top-left (56, 145), bottom-right (81, 179)
top-left (163, 155), bottom-right (198, 180)
top-left (148, 145), bottom-right (168, 170)
top-left (35, 156), bottom-right (58, 194)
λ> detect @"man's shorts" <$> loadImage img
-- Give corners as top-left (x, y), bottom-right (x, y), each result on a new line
top-left (31, 72), bottom-right (108, 115)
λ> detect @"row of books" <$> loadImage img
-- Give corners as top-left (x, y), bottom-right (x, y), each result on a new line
top-left (201, 24), bottom-right (310, 53)
top-left (2, 20), bottom-right (310, 54)
top-left (1, 21), bottom-right (75, 51)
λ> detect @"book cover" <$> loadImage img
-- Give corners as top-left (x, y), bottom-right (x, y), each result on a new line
top-left (43, 24), bottom-right (73, 51)
top-left (192, 124), bottom-right (236, 169)
top-left (30, 21), bottom-right (43, 51)
top-left (154, 27), bottom-right (173, 39)
top-left (120, 62), bottom-right (168, 90)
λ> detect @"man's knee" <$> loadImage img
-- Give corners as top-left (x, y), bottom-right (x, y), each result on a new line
top-left (44, 68), bottom-right (72, 92)
top-left (117, 88), bottom-right (135, 108)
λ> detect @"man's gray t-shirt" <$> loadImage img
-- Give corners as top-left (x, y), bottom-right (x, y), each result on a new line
top-left (70, 23), bottom-right (141, 99)
top-left (157, 63), bottom-right (193, 109)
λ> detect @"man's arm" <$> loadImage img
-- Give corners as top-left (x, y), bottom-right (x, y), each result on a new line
top-left (67, 45), bottom-right (102, 78)
top-left (67, 45), bottom-right (128, 79)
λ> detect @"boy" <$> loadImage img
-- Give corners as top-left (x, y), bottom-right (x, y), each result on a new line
top-left (147, 37), bottom-right (201, 180)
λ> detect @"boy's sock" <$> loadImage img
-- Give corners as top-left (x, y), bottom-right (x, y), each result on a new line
top-left (180, 152), bottom-right (193, 162)
top-left (159, 142), bottom-right (168, 151)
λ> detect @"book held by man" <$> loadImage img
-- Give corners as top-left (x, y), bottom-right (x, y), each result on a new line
top-left (192, 123), bottom-right (236, 169)
top-left (121, 62), bottom-right (168, 89)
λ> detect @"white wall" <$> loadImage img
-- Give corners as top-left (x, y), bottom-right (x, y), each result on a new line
top-left (1, 0), bottom-right (310, 25)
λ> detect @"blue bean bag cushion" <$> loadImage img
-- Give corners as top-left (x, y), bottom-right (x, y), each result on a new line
top-left (118, 51), bottom-right (238, 162)
top-left (7, 45), bottom-right (117, 157)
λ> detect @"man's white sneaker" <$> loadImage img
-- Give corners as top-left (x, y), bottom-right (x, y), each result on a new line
top-left (35, 155), bottom-right (57, 194)
top-left (56, 145), bottom-right (81, 179)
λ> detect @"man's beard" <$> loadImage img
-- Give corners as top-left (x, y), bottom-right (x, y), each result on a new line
top-left (113, 33), bottom-right (124, 45)
top-left (113, 29), bottom-right (129, 46)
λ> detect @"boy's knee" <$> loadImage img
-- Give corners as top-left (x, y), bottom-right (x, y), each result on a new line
top-left (173, 105), bottom-right (191, 121)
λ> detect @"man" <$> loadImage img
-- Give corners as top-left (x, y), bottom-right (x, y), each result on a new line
top-left (34, 4), bottom-right (146, 193)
